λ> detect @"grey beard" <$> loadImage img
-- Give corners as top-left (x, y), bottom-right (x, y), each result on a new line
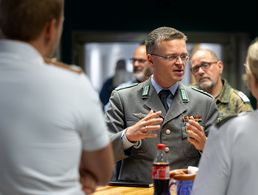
top-left (199, 80), bottom-right (215, 92)
top-left (133, 72), bottom-right (145, 82)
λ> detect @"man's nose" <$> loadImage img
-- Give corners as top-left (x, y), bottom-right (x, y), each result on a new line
top-left (175, 56), bottom-right (183, 64)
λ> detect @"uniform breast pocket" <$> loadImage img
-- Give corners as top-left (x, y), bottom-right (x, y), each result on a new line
top-left (171, 118), bottom-right (188, 140)
top-left (125, 111), bottom-right (147, 128)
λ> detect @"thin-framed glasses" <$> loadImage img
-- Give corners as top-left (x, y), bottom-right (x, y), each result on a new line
top-left (150, 53), bottom-right (189, 64)
top-left (190, 61), bottom-right (218, 74)
top-left (130, 58), bottom-right (147, 63)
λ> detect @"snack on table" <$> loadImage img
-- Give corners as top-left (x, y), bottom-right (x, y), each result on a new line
top-left (170, 168), bottom-right (196, 181)
top-left (182, 115), bottom-right (202, 123)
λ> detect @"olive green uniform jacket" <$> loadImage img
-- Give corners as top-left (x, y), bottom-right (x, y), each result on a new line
top-left (105, 78), bottom-right (218, 183)
top-left (215, 79), bottom-right (253, 121)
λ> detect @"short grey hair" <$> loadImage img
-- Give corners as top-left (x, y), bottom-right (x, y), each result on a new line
top-left (191, 48), bottom-right (220, 61)
top-left (145, 26), bottom-right (187, 54)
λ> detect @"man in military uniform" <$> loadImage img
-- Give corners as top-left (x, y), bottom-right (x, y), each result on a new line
top-left (192, 39), bottom-right (258, 195)
top-left (105, 27), bottom-right (218, 183)
top-left (190, 48), bottom-right (253, 121)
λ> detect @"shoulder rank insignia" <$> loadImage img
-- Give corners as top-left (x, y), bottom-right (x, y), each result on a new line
top-left (191, 86), bottom-right (213, 98)
top-left (45, 58), bottom-right (82, 74)
top-left (236, 91), bottom-right (250, 103)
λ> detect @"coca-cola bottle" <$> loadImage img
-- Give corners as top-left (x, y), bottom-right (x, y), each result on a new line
top-left (152, 143), bottom-right (171, 195)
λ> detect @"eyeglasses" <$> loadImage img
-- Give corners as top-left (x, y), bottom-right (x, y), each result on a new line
top-left (150, 53), bottom-right (189, 64)
top-left (190, 61), bottom-right (218, 74)
top-left (130, 58), bottom-right (147, 63)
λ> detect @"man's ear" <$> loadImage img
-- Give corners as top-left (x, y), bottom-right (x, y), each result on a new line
top-left (218, 60), bottom-right (224, 74)
top-left (147, 54), bottom-right (154, 69)
top-left (43, 19), bottom-right (57, 45)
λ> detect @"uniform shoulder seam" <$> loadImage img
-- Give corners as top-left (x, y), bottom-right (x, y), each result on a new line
top-left (190, 86), bottom-right (213, 98)
top-left (45, 58), bottom-right (83, 74)
top-left (115, 83), bottom-right (138, 91)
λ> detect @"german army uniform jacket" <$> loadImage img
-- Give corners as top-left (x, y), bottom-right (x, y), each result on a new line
top-left (105, 78), bottom-right (218, 183)
top-left (215, 79), bottom-right (253, 121)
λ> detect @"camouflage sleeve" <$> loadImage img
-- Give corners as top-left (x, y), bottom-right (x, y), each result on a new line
top-left (236, 101), bottom-right (253, 113)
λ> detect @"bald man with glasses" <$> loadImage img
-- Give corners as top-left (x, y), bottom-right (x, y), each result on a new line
top-left (191, 48), bottom-right (253, 121)
top-left (129, 43), bottom-right (150, 83)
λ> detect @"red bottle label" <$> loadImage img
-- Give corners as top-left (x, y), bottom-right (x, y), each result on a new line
top-left (152, 164), bottom-right (170, 180)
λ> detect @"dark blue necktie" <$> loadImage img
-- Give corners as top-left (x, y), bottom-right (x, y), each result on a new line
top-left (158, 89), bottom-right (171, 112)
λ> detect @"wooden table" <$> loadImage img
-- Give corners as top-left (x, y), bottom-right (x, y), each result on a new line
top-left (93, 185), bottom-right (176, 195)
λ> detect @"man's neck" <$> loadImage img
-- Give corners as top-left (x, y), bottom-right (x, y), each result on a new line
top-left (29, 38), bottom-right (48, 58)
top-left (210, 79), bottom-right (223, 98)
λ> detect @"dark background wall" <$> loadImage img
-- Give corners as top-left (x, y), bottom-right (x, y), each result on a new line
top-left (61, 0), bottom-right (258, 64)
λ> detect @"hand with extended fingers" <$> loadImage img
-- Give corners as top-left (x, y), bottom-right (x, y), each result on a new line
top-left (126, 110), bottom-right (163, 142)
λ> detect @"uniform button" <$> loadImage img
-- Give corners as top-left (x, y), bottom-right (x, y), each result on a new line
top-left (165, 129), bottom-right (171, 135)
top-left (165, 147), bottom-right (170, 152)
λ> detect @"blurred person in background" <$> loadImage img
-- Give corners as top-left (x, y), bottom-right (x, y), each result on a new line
top-left (0, 0), bottom-right (114, 194)
top-left (103, 43), bottom-right (152, 111)
top-left (130, 42), bottom-right (150, 83)
top-left (116, 42), bottom-right (151, 90)
top-left (99, 59), bottom-right (131, 107)
top-left (192, 38), bottom-right (258, 195)
top-left (191, 48), bottom-right (253, 121)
